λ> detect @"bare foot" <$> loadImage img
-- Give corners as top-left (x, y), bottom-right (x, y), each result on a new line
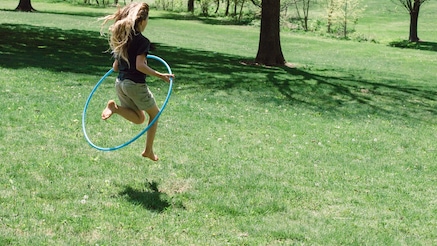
top-left (142, 150), bottom-right (159, 161)
top-left (102, 100), bottom-right (117, 120)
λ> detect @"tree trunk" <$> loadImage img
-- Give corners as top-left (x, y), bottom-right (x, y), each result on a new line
top-left (215, 0), bottom-right (220, 14)
top-left (238, 0), bottom-right (245, 21)
top-left (326, 0), bottom-right (335, 33)
top-left (187, 0), bottom-right (194, 12)
top-left (409, 1), bottom-right (421, 42)
top-left (233, 0), bottom-right (238, 16)
top-left (255, 0), bottom-right (285, 66)
top-left (15, 0), bottom-right (36, 12)
top-left (343, 0), bottom-right (348, 38)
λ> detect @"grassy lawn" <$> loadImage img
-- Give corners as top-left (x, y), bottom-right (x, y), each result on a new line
top-left (1, 0), bottom-right (437, 245)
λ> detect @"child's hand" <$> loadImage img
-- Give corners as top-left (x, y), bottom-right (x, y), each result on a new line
top-left (160, 73), bottom-right (175, 83)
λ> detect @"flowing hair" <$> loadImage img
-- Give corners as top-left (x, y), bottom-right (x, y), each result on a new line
top-left (100, 2), bottom-right (149, 67)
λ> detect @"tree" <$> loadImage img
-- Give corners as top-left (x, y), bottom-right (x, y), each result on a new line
top-left (338, 0), bottom-right (364, 38)
top-left (324, 0), bottom-right (364, 37)
top-left (225, 0), bottom-right (231, 15)
top-left (255, 0), bottom-right (285, 66)
top-left (291, 0), bottom-right (312, 31)
top-left (188, 0), bottom-right (194, 12)
top-left (393, 0), bottom-right (428, 42)
top-left (15, 0), bottom-right (36, 12)
top-left (326, 0), bottom-right (339, 33)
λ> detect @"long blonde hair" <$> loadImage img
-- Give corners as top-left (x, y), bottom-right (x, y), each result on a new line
top-left (100, 2), bottom-right (149, 66)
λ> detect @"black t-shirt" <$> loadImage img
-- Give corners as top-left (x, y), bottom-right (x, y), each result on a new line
top-left (117, 32), bottom-right (150, 83)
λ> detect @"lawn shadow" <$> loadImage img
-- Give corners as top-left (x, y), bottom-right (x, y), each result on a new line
top-left (415, 41), bottom-right (437, 52)
top-left (151, 43), bottom-right (437, 123)
top-left (0, 23), bottom-right (111, 76)
top-left (2, 23), bottom-right (437, 122)
top-left (389, 40), bottom-right (437, 52)
top-left (118, 181), bottom-right (184, 213)
top-left (274, 66), bottom-right (437, 122)
top-left (0, 7), bottom-right (109, 18)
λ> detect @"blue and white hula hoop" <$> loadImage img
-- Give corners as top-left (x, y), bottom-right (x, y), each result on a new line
top-left (82, 55), bottom-right (173, 151)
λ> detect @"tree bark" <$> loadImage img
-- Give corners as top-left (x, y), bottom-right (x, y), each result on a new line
top-left (255, 0), bottom-right (285, 66)
top-left (15, 0), bottom-right (36, 12)
top-left (409, 0), bottom-right (421, 42)
top-left (187, 0), bottom-right (194, 12)
top-left (215, 0), bottom-right (220, 14)
top-left (225, 0), bottom-right (230, 16)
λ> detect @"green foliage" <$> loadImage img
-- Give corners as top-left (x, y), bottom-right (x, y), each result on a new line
top-left (154, 0), bottom-right (187, 12)
top-left (153, 0), bottom-right (260, 23)
top-left (324, 0), bottom-right (366, 37)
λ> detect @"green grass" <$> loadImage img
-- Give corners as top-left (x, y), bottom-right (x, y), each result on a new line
top-left (1, 0), bottom-right (437, 245)
top-left (355, 2), bottom-right (437, 44)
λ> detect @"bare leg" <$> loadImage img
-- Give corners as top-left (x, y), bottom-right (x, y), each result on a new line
top-left (142, 105), bottom-right (159, 161)
top-left (102, 100), bottom-right (145, 124)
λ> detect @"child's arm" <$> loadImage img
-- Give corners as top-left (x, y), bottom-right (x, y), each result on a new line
top-left (113, 60), bottom-right (119, 72)
top-left (135, 54), bottom-right (174, 82)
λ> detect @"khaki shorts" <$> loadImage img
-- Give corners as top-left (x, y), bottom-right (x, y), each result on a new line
top-left (115, 78), bottom-right (156, 111)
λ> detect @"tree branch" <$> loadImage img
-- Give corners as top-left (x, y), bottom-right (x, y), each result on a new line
top-left (250, 0), bottom-right (261, 8)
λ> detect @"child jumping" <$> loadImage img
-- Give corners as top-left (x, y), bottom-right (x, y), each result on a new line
top-left (100, 2), bottom-right (174, 161)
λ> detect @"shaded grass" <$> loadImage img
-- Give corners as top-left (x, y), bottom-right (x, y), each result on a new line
top-left (389, 39), bottom-right (437, 52)
top-left (3, 22), bottom-right (436, 124)
top-left (0, 23), bottom-right (110, 75)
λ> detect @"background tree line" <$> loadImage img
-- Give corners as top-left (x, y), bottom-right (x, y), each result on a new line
top-left (13, 0), bottom-right (434, 66)
top-left (151, 0), bottom-right (430, 41)
top-left (15, 0), bottom-right (432, 42)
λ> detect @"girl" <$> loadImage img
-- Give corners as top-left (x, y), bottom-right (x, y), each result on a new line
top-left (100, 2), bottom-right (174, 161)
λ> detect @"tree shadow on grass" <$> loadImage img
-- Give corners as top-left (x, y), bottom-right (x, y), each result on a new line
top-left (389, 40), bottom-right (437, 52)
top-left (152, 43), bottom-right (437, 123)
top-left (0, 7), bottom-right (109, 18)
top-left (2, 23), bottom-right (437, 123)
top-left (269, 66), bottom-right (437, 122)
top-left (0, 23), bottom-right (111, 76)
top-left (118, 181), bottom-right (184, 213)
